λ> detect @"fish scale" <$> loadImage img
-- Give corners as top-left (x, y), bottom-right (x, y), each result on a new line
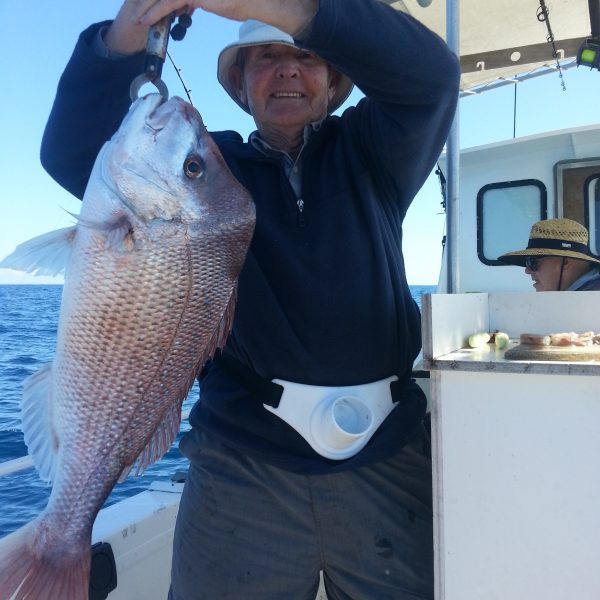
top-left (0, 94), bottom-right (255, 599)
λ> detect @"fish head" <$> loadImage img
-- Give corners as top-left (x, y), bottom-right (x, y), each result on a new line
top-left (102, 94), bottom-right (255, 232)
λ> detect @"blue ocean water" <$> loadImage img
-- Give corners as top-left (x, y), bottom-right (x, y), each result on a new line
top-left (0, 283), bottom-right (436, 538)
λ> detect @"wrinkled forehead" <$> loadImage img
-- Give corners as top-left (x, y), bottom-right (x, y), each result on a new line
top-left (237, 43), bottom-right (326, 66)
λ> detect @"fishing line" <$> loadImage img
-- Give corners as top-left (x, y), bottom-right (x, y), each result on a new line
top-left (166, 12), bottom-right (194, 106)
top-left (167, 51), bottom-right (195, 106)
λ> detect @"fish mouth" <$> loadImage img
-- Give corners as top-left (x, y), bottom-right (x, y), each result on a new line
top-left (145, 96), bottom-right (179, 132)
top-left (146, 96), bottom-right (200, 131)
top-left (140, 93), bottom-right (166, 122)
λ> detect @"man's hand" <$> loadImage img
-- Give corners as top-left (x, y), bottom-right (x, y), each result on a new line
top-left (138, 0), bottom-right (318, 37)
top-left (104, 0), bottom-right (164, 55)
top-left (105, 0), bottom-right (318, 56)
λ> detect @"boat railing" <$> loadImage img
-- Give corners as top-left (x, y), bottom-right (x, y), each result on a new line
top-left (0, 408), bottom-right (192, 479)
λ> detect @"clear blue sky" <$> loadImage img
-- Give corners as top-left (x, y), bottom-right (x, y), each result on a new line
top-left (2, 2), bottom-right (600, 285)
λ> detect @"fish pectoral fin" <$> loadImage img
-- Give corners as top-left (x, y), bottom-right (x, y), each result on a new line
top-left (76, 213), bottom-right (135, 252)
top-left (119, 400), bottom-right (182, 482)
top-left (21, 363), bottom-right (59, 482)
top-left (0, 226), bottom-right (76, 276)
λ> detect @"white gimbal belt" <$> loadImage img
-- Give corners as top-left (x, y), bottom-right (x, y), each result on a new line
top-left (264, 376), bottom-right (398, 460)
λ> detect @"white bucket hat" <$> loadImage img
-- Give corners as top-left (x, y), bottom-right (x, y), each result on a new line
top-left (217, 20), bottom-right (354, 115)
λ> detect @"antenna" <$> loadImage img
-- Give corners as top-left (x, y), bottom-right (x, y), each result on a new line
top-left (513, 82), bottom-right (517, 139)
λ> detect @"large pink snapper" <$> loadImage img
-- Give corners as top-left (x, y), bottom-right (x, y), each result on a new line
top-left (0, 94), bottom-right (255, 598)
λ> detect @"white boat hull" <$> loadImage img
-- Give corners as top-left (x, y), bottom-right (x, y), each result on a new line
top-left (92, 482), bottom-right (182, 600)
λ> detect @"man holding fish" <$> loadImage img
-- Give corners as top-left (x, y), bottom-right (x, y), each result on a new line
top-left (38, 0), bottom-right (460, 597)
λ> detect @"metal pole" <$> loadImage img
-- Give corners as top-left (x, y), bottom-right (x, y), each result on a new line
top-left (445, 0), bottom-right (460, 293)
top-left (513, 82), bottom-right (517, 139)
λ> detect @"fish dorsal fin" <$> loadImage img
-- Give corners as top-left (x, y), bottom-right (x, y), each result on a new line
top-left (118, 401), bottom-right (182, 483)
top-left (117, 285), bottom-right (240, 483)
top-left (21, 363), bottom-right (58, 482)
top-left (0, 227), bottom-right (77, 276)
top-left (204, 284), bottom-right (238, 359)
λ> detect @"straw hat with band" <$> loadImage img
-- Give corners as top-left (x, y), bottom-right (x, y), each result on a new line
top-left (498, 218), bottom-right (600, 266)
top-left (217, 20), bottom-right (354, 115)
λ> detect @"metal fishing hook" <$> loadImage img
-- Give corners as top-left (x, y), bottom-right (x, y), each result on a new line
top-left (130, 13), bottom-right (193, 102)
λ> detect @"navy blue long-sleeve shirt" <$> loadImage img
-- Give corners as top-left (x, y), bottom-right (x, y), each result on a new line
top-left (41, 0), bottom-right (460, 473)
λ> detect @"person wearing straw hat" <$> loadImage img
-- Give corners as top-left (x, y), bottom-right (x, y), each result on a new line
top-left (499, 218), bottom-right (600, 292)
top-left (40, 0), bottom-right (460, 597)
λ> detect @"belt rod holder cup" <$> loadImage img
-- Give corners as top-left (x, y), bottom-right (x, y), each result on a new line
top-left (322, 396), bottom-right (373, 448)
top-left (266, 375), bottom-right (398, 460)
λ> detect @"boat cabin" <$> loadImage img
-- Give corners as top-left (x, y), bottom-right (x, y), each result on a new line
top-left (438, 122), bottom-right (600, 292)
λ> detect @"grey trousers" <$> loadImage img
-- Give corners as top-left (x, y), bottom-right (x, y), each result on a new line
top-left (169, 427), bottom-right (433, 600)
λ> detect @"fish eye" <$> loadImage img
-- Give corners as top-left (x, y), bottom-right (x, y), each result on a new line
top-left (183, 155), bottom-right (205, 179)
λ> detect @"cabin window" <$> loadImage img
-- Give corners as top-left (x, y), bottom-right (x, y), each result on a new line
top-left (584, 175), bottom-right (600, 255)
top-left (555, 158), bottom-right (600, 256)
top-left (477, 180), bottom-right (547, 266)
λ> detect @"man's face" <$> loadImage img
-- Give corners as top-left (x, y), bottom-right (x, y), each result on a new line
top-left (232, 44), bottom-right (338, 134)
top-left (525, 256), bottom-right (565, 291)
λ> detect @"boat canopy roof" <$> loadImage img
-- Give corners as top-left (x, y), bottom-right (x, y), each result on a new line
top-left (386, 0), bottom-right (593, 92)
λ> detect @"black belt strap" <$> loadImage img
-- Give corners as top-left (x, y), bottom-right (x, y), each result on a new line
top-left (218, 354), bottom-right (284, 408)
top-left (390, 378), bottom-right (405, 404)
top-left (218, 353), bottom-right (405, 409)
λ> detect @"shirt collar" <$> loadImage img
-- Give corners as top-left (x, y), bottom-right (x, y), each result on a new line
top-left (566, 266), bottom-right (600, 291)
top-left (249, 120), bottom-right (324, 161)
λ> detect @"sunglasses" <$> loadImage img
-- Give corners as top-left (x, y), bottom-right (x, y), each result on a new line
top-left (525, 256), bottom-right (556, 271)
top-left (525, 257), bottom-right (541, 271)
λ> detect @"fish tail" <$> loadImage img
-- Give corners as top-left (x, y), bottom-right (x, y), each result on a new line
top-left (0, 519), bottom-right (90, 599)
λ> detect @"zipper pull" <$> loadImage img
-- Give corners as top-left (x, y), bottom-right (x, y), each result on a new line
top-left (296, 198), bottom-right (306, 228)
